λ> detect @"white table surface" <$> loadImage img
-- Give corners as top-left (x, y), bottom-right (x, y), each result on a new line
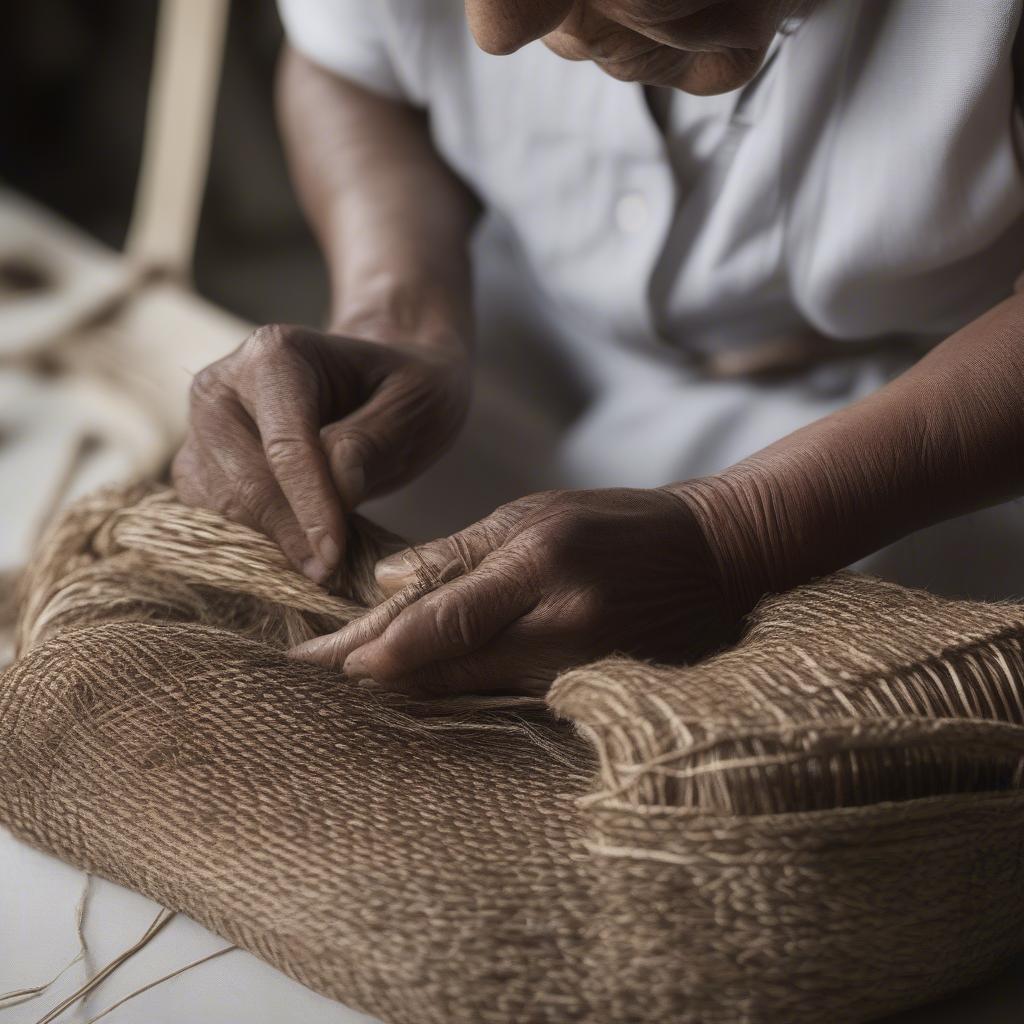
top-left (0, 830), bottom-right (377, 1024)
top-left (3, 824), bottom-right (1023, 1024)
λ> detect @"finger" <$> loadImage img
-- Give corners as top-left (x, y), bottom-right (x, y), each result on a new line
top-left (241, 471), bottom-right (319, 576)
top-left (318, 377), bottom-right (442, 511)
top-left (365, 620), bottom-right (560, 698)
top-left (288, 558), bottom-right (466, 670)
top-left (341, 550), bottom-right (537, 682)
top-left (189, 392), bottom-right (322, 579)
top-left (374, 515), bottom-right (510, 596)
top-left (234, 327), bottom-right (347, 572)
top-left (171, 431), bottom-right (213, 507)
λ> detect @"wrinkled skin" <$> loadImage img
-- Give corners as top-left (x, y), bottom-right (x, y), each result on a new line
top-left (180, 11), bottom-right (1024, 699)
top-left (290, 487), bottom-right (731, 695)
top-left (172, 324), bottom-right (469, 583)
top-left (464, 0), bottom-right (809, 94)
top-left (174, 5), bottom-right (814, 689)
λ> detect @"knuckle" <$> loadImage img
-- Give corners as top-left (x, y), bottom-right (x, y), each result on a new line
top-left (243, 322), bottom-right (295, 360)
top-left (499, 546), bottom-right (541, 596)
top-left (327, 428), bottom-right (381, 465)
top-left (263, 506), bottom-right (302, 550)
top-left (432, 591), bottom-right (480, 652)
top-left (189, 363), bottom-right (231, 407)
top-left (503, 489), bottom-right (562, 522)
top-left (446, 533), bottom-right (480, 575)
top-left (230, 474), bottom-right (268, 518)
top-left (530, 494), bottom-right (586, 546)
top-left (263, 434), bottom-right (312, 474)
top-left (480, 495), bottom-right (546, 544)
top-left (406, 541), bottom-right (454, 583)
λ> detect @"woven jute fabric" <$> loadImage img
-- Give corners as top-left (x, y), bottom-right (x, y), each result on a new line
top-left (2, 485), bottom-right (1024, 1023)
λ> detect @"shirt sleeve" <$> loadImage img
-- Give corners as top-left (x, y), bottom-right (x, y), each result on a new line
top-left (277, 0), bottom-right (406, 100)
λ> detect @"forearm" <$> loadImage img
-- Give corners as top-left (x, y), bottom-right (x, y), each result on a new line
top-left (276, 46), bottom-right (480, 355)
top-left (673, 293), bottom-right (1024, 616)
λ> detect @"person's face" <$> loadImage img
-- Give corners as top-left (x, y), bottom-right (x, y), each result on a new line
top-left (464, 1), bottom-right (804, 94)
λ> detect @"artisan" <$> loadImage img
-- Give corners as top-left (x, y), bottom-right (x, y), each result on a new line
top-left (175, 0), bottom-right (1024, 694)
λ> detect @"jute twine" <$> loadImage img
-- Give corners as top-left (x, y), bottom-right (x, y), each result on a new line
top-left (2, 483), bottom-right (1024, 1023)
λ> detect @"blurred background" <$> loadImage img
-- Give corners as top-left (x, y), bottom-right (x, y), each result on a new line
top-left (0, 0), bottom-right (336, 630)
top-left (2, 0), bottom-right (323, 326)
top-left (0, 0), bottom-right (566, 606)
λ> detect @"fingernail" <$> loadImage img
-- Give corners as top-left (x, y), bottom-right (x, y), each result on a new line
top-left (375, 553), bottom-right (416, 587)
top-left (318, 534), bottom-right (341, 569)
top-left (343, 650), bottom-right (370, 679)
top-left (302, 555), bottom-right (331, 586)
top-left (306, 531), bottom-right (342, 573)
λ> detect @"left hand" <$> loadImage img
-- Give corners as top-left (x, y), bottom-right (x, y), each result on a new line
top-left (288, 486), bottom-right (733, 696)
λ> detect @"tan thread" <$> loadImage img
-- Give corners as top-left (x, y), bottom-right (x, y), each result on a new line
top-left (33, 909), bottom-right (173, 1024)
top-left (79, 945), bottom-right (236, 1024)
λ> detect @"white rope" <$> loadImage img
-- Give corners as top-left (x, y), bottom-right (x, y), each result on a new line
top-left (125, 0), bottom-right (231, 278)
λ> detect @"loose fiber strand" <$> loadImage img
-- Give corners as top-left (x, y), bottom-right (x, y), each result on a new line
top-left (0, 876), bottom-right (91, 1009)
top-left (33, 908), bottom-right (173, 1024)
top-left (79, 945), bottom-right (236, 1024)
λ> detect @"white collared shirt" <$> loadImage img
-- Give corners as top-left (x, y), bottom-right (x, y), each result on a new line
top-left (279, 0), bottom-right (1024, 360)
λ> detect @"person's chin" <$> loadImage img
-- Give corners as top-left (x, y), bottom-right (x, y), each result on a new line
top-left (597, 45), bottom-right (769, 95)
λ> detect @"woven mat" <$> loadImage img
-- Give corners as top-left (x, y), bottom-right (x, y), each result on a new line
top-left (2, 485), bottom-right (1024, 1023)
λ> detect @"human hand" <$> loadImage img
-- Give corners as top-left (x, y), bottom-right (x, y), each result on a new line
top-left (172, 323), bottom-right (470, 584)
top-left (289, 486), bottom-right (735, 696)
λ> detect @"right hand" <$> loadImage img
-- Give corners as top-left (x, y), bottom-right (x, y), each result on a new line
top-left (172, 323), bottom-right (471, 583)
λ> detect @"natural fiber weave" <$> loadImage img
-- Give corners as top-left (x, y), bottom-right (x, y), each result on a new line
top-left (2, 485), bottom-right (1024, 1023)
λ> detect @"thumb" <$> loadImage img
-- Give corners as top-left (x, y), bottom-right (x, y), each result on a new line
top-left (319, 382), bottom-right (418, 512)
top-left (374, 513), bottom-right (511, 596)
top-left (322, 432), bottom-right (368, 512)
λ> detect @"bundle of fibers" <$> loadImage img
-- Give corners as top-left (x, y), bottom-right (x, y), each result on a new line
top-left (3, 485), bottom-right (1024, 1023)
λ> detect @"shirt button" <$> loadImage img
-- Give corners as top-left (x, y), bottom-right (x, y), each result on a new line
top-left (614, 192), bottom-right (649, 234)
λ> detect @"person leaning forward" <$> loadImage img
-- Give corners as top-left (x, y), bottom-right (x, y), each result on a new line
top-left (175, 0), bottom-right (1024, 695)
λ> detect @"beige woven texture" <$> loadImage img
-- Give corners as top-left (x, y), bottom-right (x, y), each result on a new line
top-left (2, 484), bottom-right (1024, 1023)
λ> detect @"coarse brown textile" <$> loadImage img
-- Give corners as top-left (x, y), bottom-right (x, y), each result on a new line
top-left (2, 485), bottom-right (1024, 1023)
